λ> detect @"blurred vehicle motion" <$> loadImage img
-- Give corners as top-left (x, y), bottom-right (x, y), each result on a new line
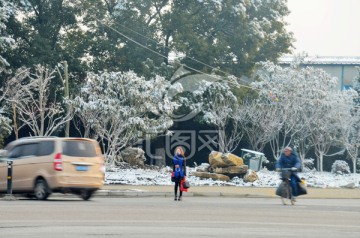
top-left (0, 137), bottom-right (105, 200)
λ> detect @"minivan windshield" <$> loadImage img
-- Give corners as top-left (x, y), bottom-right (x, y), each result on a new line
top-left (62, 140), bottom-right (97, 157)
top-left (0, 149), bottom-right (7, 159)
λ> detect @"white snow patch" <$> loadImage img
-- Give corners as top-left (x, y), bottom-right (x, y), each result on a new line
top-left (105, 167), bottom-right (360, 188)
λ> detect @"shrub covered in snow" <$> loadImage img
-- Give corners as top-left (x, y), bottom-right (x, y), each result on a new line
top-left (331, 160), bottom-right (350, 174)
top-left (303, 158), bottom-right (315, 172)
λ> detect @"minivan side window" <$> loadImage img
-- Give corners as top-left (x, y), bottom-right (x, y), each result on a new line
top-left (38, 141), bottom-right (55, 156)
top-left (8, 146), bottom-right (22, 159)
top-left (62, 141), bottom-right (97, 157)
top-left (19, 143), bottom-right (39, 158)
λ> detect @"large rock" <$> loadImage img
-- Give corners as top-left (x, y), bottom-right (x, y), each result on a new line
top-left (209, 151), bottom-right (243, 168)
top-left (120, 147), bottom-right (146, 167)
top-left (243, 170), bottom-right (259, 183)
top-left (225, 153), bottom-right (244, 166)
top-left (196, 163), bottom-right (211, 172)
top-left (193, 172), bottom-right (230, 182)
top-left (213, 165), bottom-right (248, 177)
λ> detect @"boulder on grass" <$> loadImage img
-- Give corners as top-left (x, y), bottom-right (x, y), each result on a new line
top-left (193, 172), bottom-right (230, 182)
top-left (120, 147), bottom-right (146, 167)
top-left (225, 153), bottom-right (244, 166)
top-left (243, 170), bottom-right (258, 183)
top-left (213, 165), bottom-right (248, 177)
top-left (209, 151), bottom-right (243, 168)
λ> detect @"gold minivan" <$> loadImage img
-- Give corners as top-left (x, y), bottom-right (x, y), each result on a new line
top-left (0, 137), bottom-right (105, 200)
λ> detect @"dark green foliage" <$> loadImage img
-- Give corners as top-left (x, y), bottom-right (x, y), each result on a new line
top-left (3, 0), bottom-right (293, 81)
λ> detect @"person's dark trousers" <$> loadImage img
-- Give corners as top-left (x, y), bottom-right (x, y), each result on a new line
top-left (290, 174), bottom-right (301, 196)
top-left (174, 180), bottom-right (183, 197)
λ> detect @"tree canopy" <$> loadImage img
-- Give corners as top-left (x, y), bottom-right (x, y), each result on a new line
top-left (2, 0), bottom-right (293, 79)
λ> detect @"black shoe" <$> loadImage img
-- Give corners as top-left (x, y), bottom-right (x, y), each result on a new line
top-left (174, 197), bottom-right (178, 201)
top-left (178, 196), bottom-right (182, 201)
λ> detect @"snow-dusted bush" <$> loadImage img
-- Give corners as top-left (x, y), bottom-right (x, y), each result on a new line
top-left (331, 160), bottom-right (350, 175)
top-left (303, 158), bottom-right (315, 172)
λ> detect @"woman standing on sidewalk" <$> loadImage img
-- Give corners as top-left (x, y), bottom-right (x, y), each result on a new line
top-left (172, 147), bottom-right (186, 201)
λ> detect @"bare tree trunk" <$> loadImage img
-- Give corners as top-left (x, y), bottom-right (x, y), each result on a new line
top-left (218, 130), bottom-right (226, 153)
top-left (319, 152), bottom-right (324, 172)
top-left (353, 159), bottom-right (357, 174)
top-left (84, 126), bottom-right (90, 138)
top-left (39, 73), bottom-right (44, 136)
top-left (298, 151), bottom-right (305, 165)
top-left (12, 102), bottom-right (18, 140)
top-left (163, 30), bottom-right (171, 65)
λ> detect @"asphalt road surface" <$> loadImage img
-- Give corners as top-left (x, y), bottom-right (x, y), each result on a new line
top-left (0, 196), bottom-right (359, 238)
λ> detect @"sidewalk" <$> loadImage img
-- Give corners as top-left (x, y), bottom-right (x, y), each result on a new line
top-left (98, 185), bottom-right (360, 199)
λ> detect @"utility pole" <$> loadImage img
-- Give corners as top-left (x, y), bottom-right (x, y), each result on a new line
top-left (64, 61), bottom-right (70, 137)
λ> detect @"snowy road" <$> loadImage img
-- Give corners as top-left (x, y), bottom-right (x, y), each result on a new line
top-left (0, 197), bottom-right (359, 238)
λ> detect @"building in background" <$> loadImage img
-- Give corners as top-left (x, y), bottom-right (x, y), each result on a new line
top-left (279, 56), bottom-right (360, 90)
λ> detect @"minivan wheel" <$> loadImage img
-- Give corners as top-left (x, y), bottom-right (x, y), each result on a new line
top-left (80, 190), bottom-right (93, 201)
top-left (34, 179), bottom-right (50, 200)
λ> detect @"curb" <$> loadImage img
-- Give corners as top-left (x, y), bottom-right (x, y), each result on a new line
top-left (94, 190), bottom-right (276, 199)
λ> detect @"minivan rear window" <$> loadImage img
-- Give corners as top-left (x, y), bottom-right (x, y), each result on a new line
top-left (38, 141), bottom-right (55, 156)
top-left (62, 140), bottom-right (97, 157)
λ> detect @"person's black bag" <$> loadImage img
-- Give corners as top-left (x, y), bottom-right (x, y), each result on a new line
top-left (183, 180), bottom-right (190, 189)
top-left (297, 182), bottom-right (307, 196)
top-left (182, 157), bottom-right (190, 189)
top-left (276, 182), bottom-right (288, 197)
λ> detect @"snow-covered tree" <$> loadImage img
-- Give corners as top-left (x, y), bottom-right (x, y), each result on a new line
top-left (341, 68), bottom-right (360, 173)
top-left (240, 99), bottom-right (282, 152)
top-left (72, 71), bottom-right (179, 166)
top-left (252, 61), bottom-right (356, 171)
top-left (342, 111), bottom-right (360, 173)
top-left (4, 65), bottom-right (72, 137)
top-left (0, 0), bottom-right (15, 73)
top-left (199, 81), bottom-right (244, 153)
top-left (305, 77), bottom-right (355, 172)
top-left (0, 92), bottom-right (11, 147)
top-left (251, 61), bottom-right (308, 159)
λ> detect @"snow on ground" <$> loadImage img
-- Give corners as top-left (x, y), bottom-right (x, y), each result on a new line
top-left (105, 167), bottom-right (360, 188)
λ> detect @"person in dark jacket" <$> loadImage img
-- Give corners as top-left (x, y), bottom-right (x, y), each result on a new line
top-left (172, 146), bottom-right (186, 201)
top-left (276, 147), bottom-right (301, 198)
